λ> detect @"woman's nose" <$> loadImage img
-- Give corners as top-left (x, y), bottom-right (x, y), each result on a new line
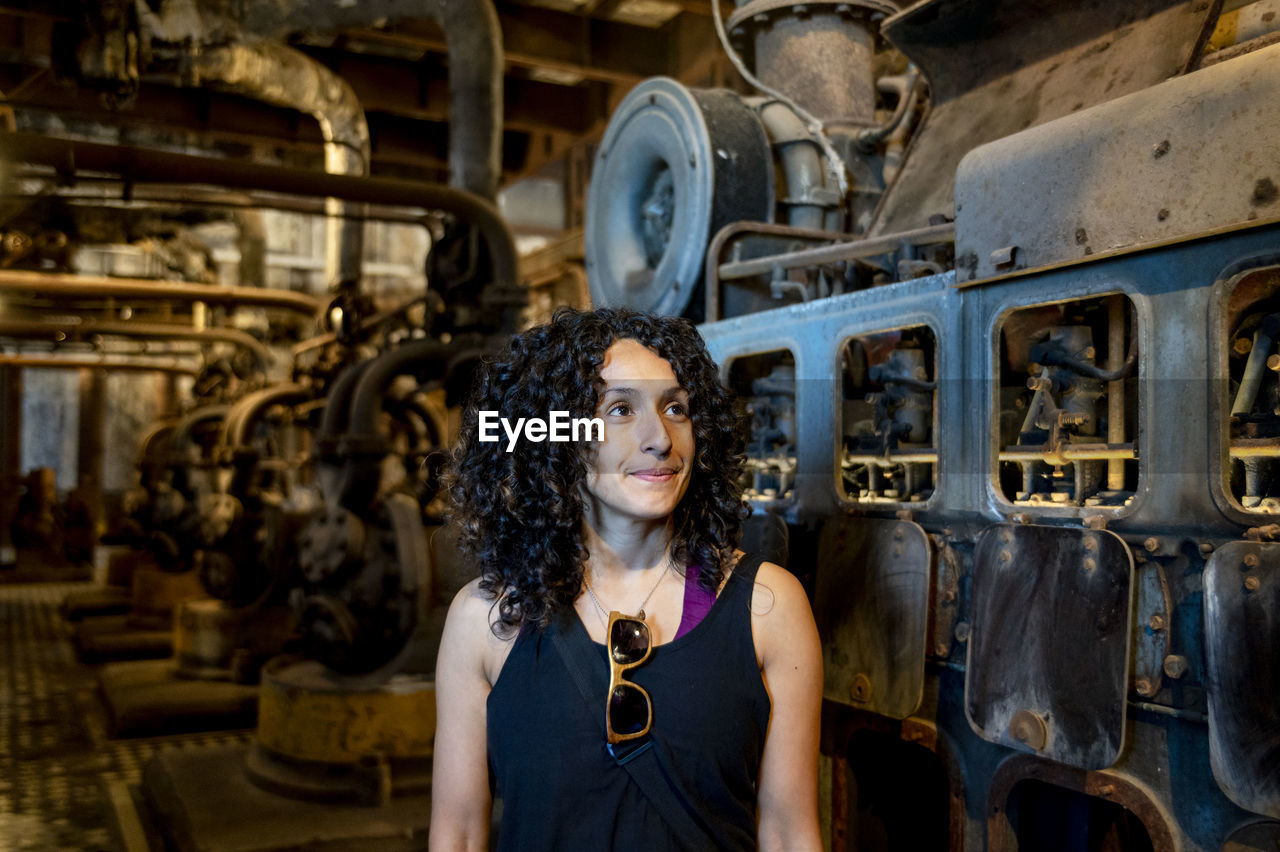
top-left (638, 410), bottom-right (673, 456)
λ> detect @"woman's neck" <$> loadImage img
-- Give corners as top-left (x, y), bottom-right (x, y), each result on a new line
top-left (581, 516), bottom-right (674, 579)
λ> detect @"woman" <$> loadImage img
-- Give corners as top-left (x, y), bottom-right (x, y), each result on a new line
top-left (430, 308), bottom-right (822, 851)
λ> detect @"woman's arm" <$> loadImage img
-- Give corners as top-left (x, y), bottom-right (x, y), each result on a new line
top-left (429, 580), bottom-right (500, 852)
top-left (752, 560), bottom-right (825, 852)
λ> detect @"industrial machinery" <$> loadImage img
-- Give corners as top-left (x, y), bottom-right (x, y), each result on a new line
top-left (586, 0), bottom-right (1280, 848)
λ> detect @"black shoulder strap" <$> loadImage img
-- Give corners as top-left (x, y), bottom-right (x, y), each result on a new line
top-left (549, 610), bottom-right (719, 849)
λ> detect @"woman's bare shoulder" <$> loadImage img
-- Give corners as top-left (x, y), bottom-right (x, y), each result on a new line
top-left (748, 558), bottom-right (818, 665)
top-left (443, 578), bottom-right (521, 685)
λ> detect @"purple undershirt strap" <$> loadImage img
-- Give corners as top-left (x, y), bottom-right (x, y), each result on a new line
top-left (674, 563), bottom-right (716, 639)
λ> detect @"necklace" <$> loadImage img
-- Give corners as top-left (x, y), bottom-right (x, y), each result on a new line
top-left (582, 561), bottom-right (670, 623)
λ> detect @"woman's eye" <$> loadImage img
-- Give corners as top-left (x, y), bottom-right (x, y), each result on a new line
top-left (607, 402), bottom-right (632, 416)
top-left (666, 402), bottom-right (688, 417)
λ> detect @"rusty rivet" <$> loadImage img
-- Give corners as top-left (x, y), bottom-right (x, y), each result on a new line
top-left (1144, 537), bottom-right (1160, 553)
top-left (1269, 354), bottom-right (1280, 372)
top-left (1084, 537), bottom-right (1097, 551)
top-left (1084, 557), bottom-right (1097, 572)
top-left (1135, 677), bottom-right (1157, 697)
top-left (935, 641), bottom-right (950, 657)
top-left (893, 528), bottom-right (904, 541)
top-left (851, 673), bottom-right (872, 702)
top-left (1009, 709), bottom-right (1047, 751)
top-left (954, 622), bottom-right (970, 643)
top-left (1244, 553), bottom-right (1260, 567)
top-left (943, 589), bottom-right (956, 604)
top-left (1000, 530), bottom-right (1013, 544)
top-left (1245, 576), bottom-right (1261, 591)
top-left (1149, 613), bottom-right (1165, 630)
top-left (1000, 549), bottom-right (1012, 563)
top-left (1098, 784), bottom-right (1116, 797)
top-left (1163, 655), bottom-right (1188, 679)
top-left (1199, 541), bottom-right (1214, 555)
top-left (1235, 337), bottom-right (1253, 355)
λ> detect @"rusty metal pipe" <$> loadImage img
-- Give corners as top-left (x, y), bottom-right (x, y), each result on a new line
top-left (189, 41), bottom-right (370, 288)
top-left (241, 0), bottom-right (502, 200)
top-left (0, 269), bottom-right (321, 315)
top-left (0, 133), bottom-right (517, 295)
top-left (0, 318), bottom-right (273, 365)
top-left (0, 355), bottom-right (197, 375)
top-left (1107, 295), bottom-right (1126, 490)
top-left (716, 222), bottom-right (955, 280)
top-left (223, 383), bottom-right (312, 450)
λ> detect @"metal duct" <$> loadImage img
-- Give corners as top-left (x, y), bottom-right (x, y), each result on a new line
top-left (240, 0), bottom-right (503, 201)
top-left (185, 40), bottom-right (369, 290)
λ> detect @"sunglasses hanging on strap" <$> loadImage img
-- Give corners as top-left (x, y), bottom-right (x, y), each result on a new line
top-left (551, 609), bottom-right (719, 849)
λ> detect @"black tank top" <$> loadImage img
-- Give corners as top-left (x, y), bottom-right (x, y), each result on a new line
top-left (486, 554), bottom-right (772, 851)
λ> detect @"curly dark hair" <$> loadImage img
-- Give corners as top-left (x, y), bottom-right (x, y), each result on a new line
top-left (448, 307), bottom-right (746, 634)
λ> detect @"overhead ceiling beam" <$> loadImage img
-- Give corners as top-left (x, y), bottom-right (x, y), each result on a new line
top-left (338, 2), bottom-right (673, 86)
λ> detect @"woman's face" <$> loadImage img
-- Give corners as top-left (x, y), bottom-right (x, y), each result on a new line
top-left (582, 339), bottom-right (695, 529)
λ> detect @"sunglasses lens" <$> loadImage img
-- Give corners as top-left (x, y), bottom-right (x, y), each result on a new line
top-left (609, 618), bottom-right (650, 665)
top-left (609, 684), bottom-right (650, 735)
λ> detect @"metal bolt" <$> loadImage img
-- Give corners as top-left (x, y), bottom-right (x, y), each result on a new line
top-left (1244, 553), bottom-right (1260, 567)
top-left (1163, 655), bottom-right (1188, 679)
top-left (1235, 337), bottom-right (1253, 355)
top-left (1008, 710), bottom-right (1047, 750)
top-left (1245, 576), bottom-right (1261, 591)
top-left (1135, 677), bottom-right (1157, 697)
top-left (1199, 541), bottom-right (1214, 555)
top-left (954, 622), bottom-right (970, 643)
top-left (1269, 354), bottom-right (1280, 372)
top-left (1144, 537), bottom-right (1160, 553)
top-left (1149, 613), bottom-right (1165, 630)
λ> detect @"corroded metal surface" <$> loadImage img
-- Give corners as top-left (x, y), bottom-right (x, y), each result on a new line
top-left (871, 0), bottom-right (1219, 236)
top-left (954, 42), bottom-right (1280, 281)
top-left (966, 523), bottom-right (1133, 769)
top-left (1204, 540), bottom-right (1280, 818)
top-left (814, 516), bottom-right (932, 719)
top-left (254, 658), bottom-right (435, 766)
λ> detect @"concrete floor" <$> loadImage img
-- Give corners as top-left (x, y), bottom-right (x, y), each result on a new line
top-left (0, 580), bottom-right (253, 852)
